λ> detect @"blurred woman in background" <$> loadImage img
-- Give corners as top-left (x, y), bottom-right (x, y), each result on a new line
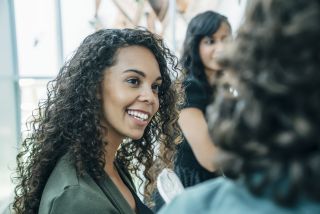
top-left (153, 10), bottom-right (232, 211)
top-left (175, 10), bottom-right (231, 187)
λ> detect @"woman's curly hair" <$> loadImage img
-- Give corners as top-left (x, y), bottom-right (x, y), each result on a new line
top-left (13, 28), bottom-right (183, 213)
top-left (207, 0), bottom-right (320, 207)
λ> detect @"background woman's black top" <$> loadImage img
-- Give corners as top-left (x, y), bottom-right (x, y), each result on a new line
top-left (174, 75), bottom-right (219, 187)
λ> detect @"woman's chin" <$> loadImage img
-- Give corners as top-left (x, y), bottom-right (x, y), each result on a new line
top-left (128, 134), bottom-right (144, 141)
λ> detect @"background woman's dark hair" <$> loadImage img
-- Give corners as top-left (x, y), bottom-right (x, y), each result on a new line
top-left (13, 28), bottom-right (183, 213)
top-left (180, 10), bottom-right (231, 83)
top-left (207, 0), bottom-right (320, 207)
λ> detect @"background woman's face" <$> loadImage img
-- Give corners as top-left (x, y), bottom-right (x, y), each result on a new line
top-left (100, 45), bottom-right (162, 142)
top-left (199, 22), bottom-right (231, 78)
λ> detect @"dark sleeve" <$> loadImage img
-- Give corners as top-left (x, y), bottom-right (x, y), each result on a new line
top-left (48, 186), bottom-right (118, 214)
top-left (183, 78), bottom-right (207, 112)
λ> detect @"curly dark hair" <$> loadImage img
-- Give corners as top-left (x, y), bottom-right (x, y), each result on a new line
top-left (13, 28), bottom-right (183, 213)
top-left (207, 0), bottom-right (320, 207)
top-left (180, 10), bottom-right (231, 83)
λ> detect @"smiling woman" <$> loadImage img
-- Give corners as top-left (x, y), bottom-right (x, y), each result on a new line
top-left (12, 28), bottom-right (183, 214)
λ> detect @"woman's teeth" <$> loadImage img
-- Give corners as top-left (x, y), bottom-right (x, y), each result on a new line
top-left (127, 110), bottom-right (149, 121)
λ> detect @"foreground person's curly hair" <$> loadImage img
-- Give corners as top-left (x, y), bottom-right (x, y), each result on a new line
top-left (13, 28), bottom-right (183, 213)
top-left (208, 0), bottom-right (320, 207)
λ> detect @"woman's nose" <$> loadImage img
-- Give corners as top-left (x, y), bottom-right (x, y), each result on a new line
top-left (139, 87), bottom-right (156, 104)
top-left (214, 41), bottom-right (224, 54)
top-left (212, 41), bottom-right (225, 58)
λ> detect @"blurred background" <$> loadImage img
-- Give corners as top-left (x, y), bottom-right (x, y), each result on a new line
top-left (0, 0), bottom-right (247, 202)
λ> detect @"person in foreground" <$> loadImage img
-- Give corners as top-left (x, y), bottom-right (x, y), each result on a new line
top-left (159, 0), bottom-right (320, 213)
top-left (12, 28), bottom-right (183, 214)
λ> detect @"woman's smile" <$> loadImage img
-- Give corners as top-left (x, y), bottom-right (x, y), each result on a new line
top-left (127, 109), bottom-right (151, 126)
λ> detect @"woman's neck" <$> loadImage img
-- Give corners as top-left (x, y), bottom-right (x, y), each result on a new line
top-left (204, 68), bottom-right (216, 85)
top-left (103, 135), bottom-right (122, 174)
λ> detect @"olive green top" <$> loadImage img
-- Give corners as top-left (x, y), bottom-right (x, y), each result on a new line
top-left (38, 154), bottom-right (136, 214)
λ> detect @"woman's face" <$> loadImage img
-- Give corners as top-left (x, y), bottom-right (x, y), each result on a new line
top-left (100, 45), bottom-right (162, 142)
top-left (199, 22), bottom-right (231, 80)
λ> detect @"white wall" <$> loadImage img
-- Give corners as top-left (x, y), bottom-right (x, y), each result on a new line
top-left (0, 0), bottom-right (19, 202)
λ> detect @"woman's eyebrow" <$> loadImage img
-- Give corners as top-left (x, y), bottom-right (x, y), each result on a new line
top-left (124, 69), bottom-right (162, 81)
top-left (123, 69), bottom-right (145, 77)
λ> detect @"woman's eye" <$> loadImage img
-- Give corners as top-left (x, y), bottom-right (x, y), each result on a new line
top-left (127, 78), bottom-right (140, 86)
top-left (152, 84), bottom-right (161, 94)
top-left (204, 38), bottom-right (214, 45)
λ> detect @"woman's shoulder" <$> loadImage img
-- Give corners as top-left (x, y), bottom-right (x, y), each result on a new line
top-left (39, 183), bottom-right (118, 214)
top-left (183, 76), bottom-right (206, 91)
top-left (39, 154), bottom-right (114, 214)
top-left (40, 154), bottom-right (80, 198)
top-left (160, 177), bottom-right (320, 214)
top-left (182, 76), bottom-right (209, 110)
